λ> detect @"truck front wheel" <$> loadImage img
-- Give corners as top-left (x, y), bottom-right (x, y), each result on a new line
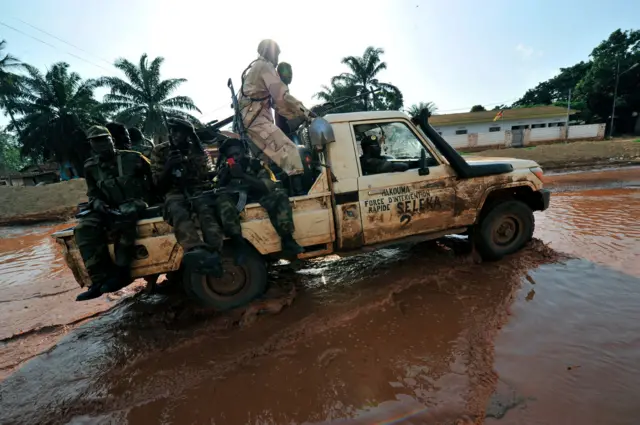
top-left (183, 245), bottom-right (268, 311)
top-left (474, 200), bottom-right (534, 261)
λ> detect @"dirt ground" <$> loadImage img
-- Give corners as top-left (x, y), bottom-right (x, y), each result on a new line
top-left (0, 179), bottom-right (87, 225)
top-left (469, 138), bottom-right (640, 170)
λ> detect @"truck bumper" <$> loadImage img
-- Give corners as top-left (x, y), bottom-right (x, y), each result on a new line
top-left (540, 189), bottom-right (551, 211)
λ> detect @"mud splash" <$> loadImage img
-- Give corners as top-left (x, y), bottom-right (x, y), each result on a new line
top-left (0, 168), bottom-right (639, 425)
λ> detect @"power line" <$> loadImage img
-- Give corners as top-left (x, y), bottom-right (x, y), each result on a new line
top-left (0, 20), bottom-right (113, 73)
top-left (13, 18), bottom-right (114, 66)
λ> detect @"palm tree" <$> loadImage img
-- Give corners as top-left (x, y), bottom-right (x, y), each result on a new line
top-left (406, 102), bottom-right (438, 119)
top-left (12, 62), bottom-right (103, 175)
top-left (313, 81), bottom-right (361, 114)
top-left (331, 46), bottom-right (403, 111)
top-left (0, 40), bottom-right (25, 136)
top-left (98, 54), bottom-right (201, 140)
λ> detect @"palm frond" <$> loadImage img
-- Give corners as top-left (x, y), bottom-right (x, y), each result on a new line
top-left (160, 95), bottom-right (201, 112)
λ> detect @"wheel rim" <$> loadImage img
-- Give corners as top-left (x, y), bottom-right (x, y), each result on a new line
top-left (491, 214), bottom-right (522, 247)
top-left (203, 259), bottom-right (248, 297)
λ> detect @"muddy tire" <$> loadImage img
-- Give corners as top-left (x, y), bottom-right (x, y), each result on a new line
top-left (183, 245), bottom-right (268, 311)
top-left (474, 200), bottom-right (534, 261)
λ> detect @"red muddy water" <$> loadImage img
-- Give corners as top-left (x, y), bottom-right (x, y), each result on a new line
top-left (0, 167), bottom-right (638, 425)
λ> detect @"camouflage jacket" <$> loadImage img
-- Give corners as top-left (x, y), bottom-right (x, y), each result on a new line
top-left (84, 150), bottom-right (153, 207)
top-left (131, 139), bottom-right (155, 159)
top-left (150, 142), bottom-right (214, 195)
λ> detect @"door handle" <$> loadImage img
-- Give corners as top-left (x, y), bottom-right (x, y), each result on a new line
top-left (420, 181), bottom-right (446, 189)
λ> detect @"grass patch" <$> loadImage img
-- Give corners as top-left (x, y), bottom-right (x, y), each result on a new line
top-left (633, 139), bottom-right (640, 143)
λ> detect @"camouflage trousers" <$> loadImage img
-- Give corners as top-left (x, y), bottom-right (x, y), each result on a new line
top-left (164, 192), bottom-right (242, 252)
top-left (259, 188), bottom-right (295, 236)
top-left (74, 200), bottom-right (145, 287)
top-left (246, 117), bottom-right (304, 176)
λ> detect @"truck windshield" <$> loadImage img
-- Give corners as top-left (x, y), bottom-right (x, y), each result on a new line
top-left (355, 121), bottom-right (435, 162)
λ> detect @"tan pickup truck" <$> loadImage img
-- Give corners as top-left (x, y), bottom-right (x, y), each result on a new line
top-left (52, 109), bottom-right (550, 310)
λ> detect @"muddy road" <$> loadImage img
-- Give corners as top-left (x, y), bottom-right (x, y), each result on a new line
top-left (0, 167), bottom-right (639, 424)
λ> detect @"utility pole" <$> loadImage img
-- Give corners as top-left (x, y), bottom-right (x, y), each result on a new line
top-left (609, 59), bottom-right (620, 138)
top-left (565, 88), bottom-right (571, 142)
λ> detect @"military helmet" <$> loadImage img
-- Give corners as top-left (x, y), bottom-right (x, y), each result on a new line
top-left (86, 125), bottom-right (111, 140)
top-left (167, 117), bottom-right (195, 135)
top-left (257, 39), bottom-right (280, 61)
top-left (360, 134), bottom-right (380, 147)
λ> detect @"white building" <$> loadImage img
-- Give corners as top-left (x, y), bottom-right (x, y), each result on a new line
top-left (428, 105), bottom-right (605, 150)
top-left (430, 105), bottom-right (573, 136)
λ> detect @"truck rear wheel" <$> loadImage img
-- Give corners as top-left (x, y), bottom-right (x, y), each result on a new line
top-left (474, 200), bottom-right (534, 261)
top-left (183, 245), bottom-right (268, 311)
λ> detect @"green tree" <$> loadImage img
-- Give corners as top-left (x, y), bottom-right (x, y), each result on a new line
top-left (513, 62), bottom-right (591, 107)
top-left (470, 104), bottom-right (486, 112)
top-left (405, 101), bottom-right (438, 118)
top-left (11, 62), bottom-right (102, 175)
top-left (575, 29), bottom-right (640, 132)
top-left (0, 129), bottom-right (29, 173)
top-left (331, 47), bottom-right (403, 111)
top-left (313, 81), bottom-right (361, 114)
top-left (98, 54), bottom-right (201, 140)
top-left (0, 40), bottom-right (25, 136)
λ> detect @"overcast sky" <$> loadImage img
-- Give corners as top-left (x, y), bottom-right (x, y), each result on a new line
top-left (1, 0), bottom-right (638, 126)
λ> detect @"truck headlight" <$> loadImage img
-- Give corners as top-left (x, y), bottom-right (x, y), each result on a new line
top-left (530, 167), bottom-right (544, 182)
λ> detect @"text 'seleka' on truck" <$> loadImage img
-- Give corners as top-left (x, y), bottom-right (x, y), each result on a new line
top-left (52, 108), bottom-right (551, 310)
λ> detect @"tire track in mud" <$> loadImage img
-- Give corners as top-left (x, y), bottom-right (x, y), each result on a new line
top-left (32, 239), bottom-right (568, 425)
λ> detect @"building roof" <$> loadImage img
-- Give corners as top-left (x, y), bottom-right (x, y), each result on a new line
top-left (429, 106), bottom-right (577, 127)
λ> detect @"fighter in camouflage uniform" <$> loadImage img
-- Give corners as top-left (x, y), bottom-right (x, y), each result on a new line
top-left (150, 118), bottom-right (249, 275)
top-left (128, 127), bottom-right (155, 158)
top-left (217, 138), bottom-right (302, 257)
top-left (75, 126), bottom-right (154, 301)
top-left (238, 40), bottom-right (314, 176)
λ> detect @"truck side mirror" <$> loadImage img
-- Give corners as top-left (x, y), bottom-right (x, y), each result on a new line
top-left (419, 149), bottom-right (430, 176)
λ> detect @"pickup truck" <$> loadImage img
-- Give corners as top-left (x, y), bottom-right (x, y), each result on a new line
top-left (52, 109), bottom-right (550, 310)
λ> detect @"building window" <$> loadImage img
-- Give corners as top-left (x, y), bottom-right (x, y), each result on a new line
top-left (455, 129), bottom-right (468, 135)
top-left (511, 125), bottom-right (529, 130)
top-left (531, 123), bottom-right (546, 128)
top-left (489, 126), bottom-right (501, 132)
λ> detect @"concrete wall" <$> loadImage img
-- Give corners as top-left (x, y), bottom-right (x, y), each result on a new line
top-left (444, 123), bottom-right (606, 150)
top-left (433, 116), bottom-right (568, 136)
top-left (567, 124), bottom-right (603, 140)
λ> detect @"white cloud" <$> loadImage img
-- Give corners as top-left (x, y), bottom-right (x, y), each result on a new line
top-left (515, 43), bottom-right (543, 60)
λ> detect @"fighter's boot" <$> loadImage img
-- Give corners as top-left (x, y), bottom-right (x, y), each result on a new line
top-left (182, 248), bottom-right (224, 278)
top-left (100, 275), bottom-right (126, 294)
top-left (75, 283), bottom-right (103, 301)
top-left (280, 234), bottom-right (303, 258)
top-left (231, 235), bottom-right (250, 266)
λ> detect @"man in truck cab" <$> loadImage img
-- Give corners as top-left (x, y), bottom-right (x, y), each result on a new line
top-left (238, 39), bottom-right (314, 188)
top-left (216, 138), bottom-right (303, 258)
top-left (360, 134), bottom-right (410, 175)
top-left (150, 118), bottom-right (249, 275)
top-left (75, 126), bottom-right (154, 301)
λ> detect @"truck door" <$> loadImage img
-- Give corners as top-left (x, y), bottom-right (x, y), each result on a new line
top-left (354, 120), bottom-right (457, 245)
